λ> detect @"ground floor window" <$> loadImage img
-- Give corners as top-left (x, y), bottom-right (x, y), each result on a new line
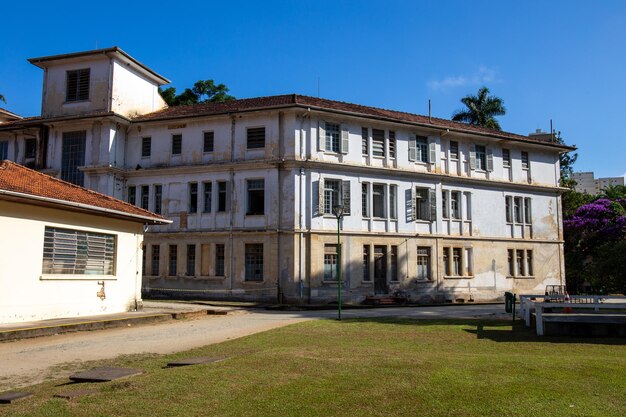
top-left (42, 227), bottom-right (115, 275)
top-left (507, 249), bottom-right (533, 277)
top-left (390, 246), bottom-right (398, 281)
top-left (443, 246), bottom-right (472, 277)
top-left (151, 245), bottom-right (160, 276)
top-left (169, 245), bottom-right (177, 276)
top-left (245, 244), bottom-right (263, 281)
top-left (363, 245), bottom-right (370, 281)
top-left (186, 244), bottom-right (196, 276)
top-left (324, 244), bottom-right (338, 281)
top-left (216, 244), bottom-right (225, 276)
top-left (417, 247), bottom-right (431, 280)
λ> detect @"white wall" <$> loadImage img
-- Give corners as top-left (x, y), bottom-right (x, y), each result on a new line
top-left (111, 60), bottom-right (166, 117)
top-left (0, 200), bottom-right (145, 324)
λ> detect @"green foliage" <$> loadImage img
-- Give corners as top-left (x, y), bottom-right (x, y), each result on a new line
top-left (451, 86), bottom-right (506, 130)
top-left (552, 131), bottom-right (578, 185)
top-left (599, 184), bottom-right (626, 199)
top-left (561, 188), bottom-right (594, 218)
top-left (158, 79), bottom-right (235, 106)
top-left (0, 93), bottom-right (6, 103)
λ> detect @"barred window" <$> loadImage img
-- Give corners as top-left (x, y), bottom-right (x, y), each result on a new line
top-left (172, 134), bottom-right (182, 155)
top-left (186, 244), bottom-right (196, 276)
top-left (168, 245), bottom-right (177, 276)
top-left (215, 244), bottom-right (225, 276)
top-left (189, 182), bottom-right (198, 213)
top-left (140, 185), bottom-right (149, 210)
top-left (324, 244), bottom-right (338, 281)
top-left (203, 131), bottom-right (214, 153)
top-left (42, 227), bottom-right (115, 275)
top-left (154, 185), bottom-right (162, 215)
top-left (151, 245), bottom-right (160, 276)
top-left (247, 127), bottom-right (265, 149)
top-left (245, 244), bottom-right (263, 281)
top-left (417, 247), bottom-right (431, 280)
top-left (66, 68), bottom-right (90, 102)
top-left (203, 182), bottom-right (212, 213)
top-left (61, 131), bottom-right (86, 186)
top-left (246, 179), bottom-right (265, 215)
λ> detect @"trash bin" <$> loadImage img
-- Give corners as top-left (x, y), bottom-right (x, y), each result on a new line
top-left (505, 291), bottom-right (515, 313)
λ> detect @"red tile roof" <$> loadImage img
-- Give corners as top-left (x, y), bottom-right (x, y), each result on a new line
top-left (0, 160), bottom-right (169, 224)
top-left (134, 94), bottom-right (574, 150)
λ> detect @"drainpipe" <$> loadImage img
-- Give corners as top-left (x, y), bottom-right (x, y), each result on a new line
top-left (229, 115), bottom-right (236, 294)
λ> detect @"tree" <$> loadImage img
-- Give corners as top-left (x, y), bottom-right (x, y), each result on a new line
top-left (451, 86), bottom-right (506, 130)
top-left (599, 184), bottom-right (626, 199)
top-left (0, 94), bottom-right (5, 104)
top-left (552, 131), bottom-right (577, 186)
top-left (159, 79), bottom-right (235, 106)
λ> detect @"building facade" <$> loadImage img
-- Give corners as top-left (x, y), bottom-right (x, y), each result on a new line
top-left (571, 171), bottom-right (625, 195)
top-left (0, 47), bottom-right (573, 304)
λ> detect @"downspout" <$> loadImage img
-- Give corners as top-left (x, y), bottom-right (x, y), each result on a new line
top-left (277, 112), bottom-right (284, 303)
top-left (229, 115), bottom-right (236, 293)
top-left (298, 109), bottom-right (310, 301)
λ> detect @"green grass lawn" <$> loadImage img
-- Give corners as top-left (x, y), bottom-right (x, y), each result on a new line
top-left (2, 318), bottom-right (625, 417)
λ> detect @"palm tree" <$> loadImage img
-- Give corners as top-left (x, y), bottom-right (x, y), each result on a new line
top-left (599, 185), bottom-right (626, 199)
top-left (452, 86), bottom-right (506, 130)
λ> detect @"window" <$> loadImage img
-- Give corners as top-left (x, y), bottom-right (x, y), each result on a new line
top-left (247, 127), bottom-right (265, 149)
top-left (372, 129), bottom-right (385, 157)
top-left (168, 245), bottom-right (177, 276)
top-left (475, 145), bottom-right (487, 170)
top-left (324, 244), bottom-right (338, 281)
top-left (140, 185), bottom-right (149, 210)
top-left (505, 196), bottom-right (512, 223)
top-left (141, 137), bottom-right (151, 158)
top-left (372, 184), bottom-right (385, 218)
top-left (416, 136), bottom-right (428, 163)
top-left (508, 249), bottom-right (534, 277)
top-left (154, 185), bottom-right (162, 215)
top-left (0, 141), bottom-right (8, 159)
top-left (450, 191), bottom-right (460, 219)
top-left (389, 185), bottom-right (397, 220)
top-left (245, 244), bottom-right (263, 281)
top-left (514, 197), bottom-right (522, 223)
top-left (524, 198), bottom-right (532, 223)
top-left (186, 244), bottom-right (196, 276)
top-left (361, 183), bottom-right (370, 217)
top-left (66, 68), bottom-right (90, 102)
top-left (247, 179), bottom-right (265, 215)
top-left (508, 249), bottom-right (515, 276)
top-left (203, 182), bottom-right (212, 213)
top-left (151, 245), bottom-right (160, 276)
top-left (414, 187), bottom-right (431, 221)
top-left (61, 131), bottom-right (86, 186)
top-left (416, 247), bottom-right (431, 280)
top-left (128, 186), bottom-right (136, 206)
top-left (42, 227), bottom-right (115, 275)
top-left (526, 250), bottom-right (533, 276)
top-left (390, 246), bottom-right (398, 281)
top-left (325, 122), bottom-right (340, 153)
top-left (521, 151), bottom-right (529, 170)
top-left (172, 134), bottom-right (182, 155)
top-left (189, 183), bottom-right (198, 213)
top-left (323, 179), bottom-right (341, 215)
top-left (25, 139), bottom-right (36, 159)
top-left (389, 131), bottom-right (396, 158)
top-left (450, 141), bottom-right (459, 159)
top-left (363, 245), bottom-right (370, 281)
top-left (361, 127), bottom-right (369, 156)
top-left (215, 244), bottom-right (225, 276)
top-left (217, 181), bottom-right (227, 212)
top-left (503, 148), bottom-right (511, 168)
top-left (443, 246), bottom-right (472, 277)
top-left (203, 131), bottom-right (214, 153)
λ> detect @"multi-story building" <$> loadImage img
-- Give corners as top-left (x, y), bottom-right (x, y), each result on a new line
top-left (0, 47), bottom-right (574, 304)
top-left (571, 172), bottom-right (624, 195)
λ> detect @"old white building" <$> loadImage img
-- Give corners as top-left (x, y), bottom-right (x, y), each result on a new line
top-left (0, 47), bottom-right (573, 304)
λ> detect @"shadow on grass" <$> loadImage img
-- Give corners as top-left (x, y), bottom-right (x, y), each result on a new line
top-left (340, 317), bottom-right (626, 345)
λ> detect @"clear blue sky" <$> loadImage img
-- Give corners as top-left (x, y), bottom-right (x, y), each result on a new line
top-left (1, 0), bottom-right (625, 180)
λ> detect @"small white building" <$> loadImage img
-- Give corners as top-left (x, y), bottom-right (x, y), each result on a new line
top-left (0, 160), bottom-right (169, 324)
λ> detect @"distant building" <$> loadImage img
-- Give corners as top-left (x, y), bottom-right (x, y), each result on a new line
top-left (0, 47), bottom-right (574, 304)
top-left (0, 160), bottom-right (169, 324)
top-left (571, 172), bottom-right (625, 195)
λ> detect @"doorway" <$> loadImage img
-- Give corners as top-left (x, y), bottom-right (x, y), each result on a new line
top-left (374, 245), bottom-right (387, 294)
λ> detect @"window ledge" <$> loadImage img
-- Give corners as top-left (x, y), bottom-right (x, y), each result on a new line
top-left (361, 281), bottom-right (373, 285)
top-left (507, 275), bottom-right (535, 279)
top-left (322, 280), bottom-right (343, 285)
top-left (165, 276), bottom-right (180, 280)
top-left (246, 213), bottom-right (265, 217)
top-left (242, 280), bottom-right (265, 285)
top-left (444, 275), bottom-right (474, 280)
top-left (203, 151), bottom-right (214, 154)
top-left (190, 275), bottom-right (226, 281)
top-left (63, 100), bottom-right (90, 105)
top-left (40, 274), bottom-right (116, 281)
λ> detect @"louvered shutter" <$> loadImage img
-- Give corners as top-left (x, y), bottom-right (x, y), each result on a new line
top-left (428, 140), bottom-right (437, 164)
top-left (410, 187), bottom-right (417, 222)
top-left (318, 122), bottom-right (326, 151)
top-left (342, 180), bottom-right (351, 215)
top-left (318, 178), bottom-right (325, 215)
top-left (408, 134), bottom-right (417, 162)
top-left (428, 189), bottom-right (437, 221)
top-left (341, 127), bottom-right (349, 154)
top-left (486, 148), bottom-right (494, 171)
top-left (469, 145), bottom-right (477, 170)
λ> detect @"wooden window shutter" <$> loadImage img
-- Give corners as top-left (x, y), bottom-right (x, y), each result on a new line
top-left (318, 178), bottom-right (325, 215)
top-left (428, 140), bottom-right (437, 164)
top-left (410, 187), bottom-right (417, 222)
top-left (342, 180), bottom-right (351, 215)
top-left (486, 148), bottom-right (494, 171)
top-left (318, 122), bottom-right (326, 151)
top-left (341, 127), bottom-right (349, 154)
top-left (408, 134), bottom-right (417, 162)
top-left (428, 189), bottom-right (437, 221)
top-left (469, 145), bottom-right (477, 170)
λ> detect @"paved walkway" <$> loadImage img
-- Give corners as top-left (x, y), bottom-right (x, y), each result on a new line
top-left (0, 303), bottom-right (506, 391)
